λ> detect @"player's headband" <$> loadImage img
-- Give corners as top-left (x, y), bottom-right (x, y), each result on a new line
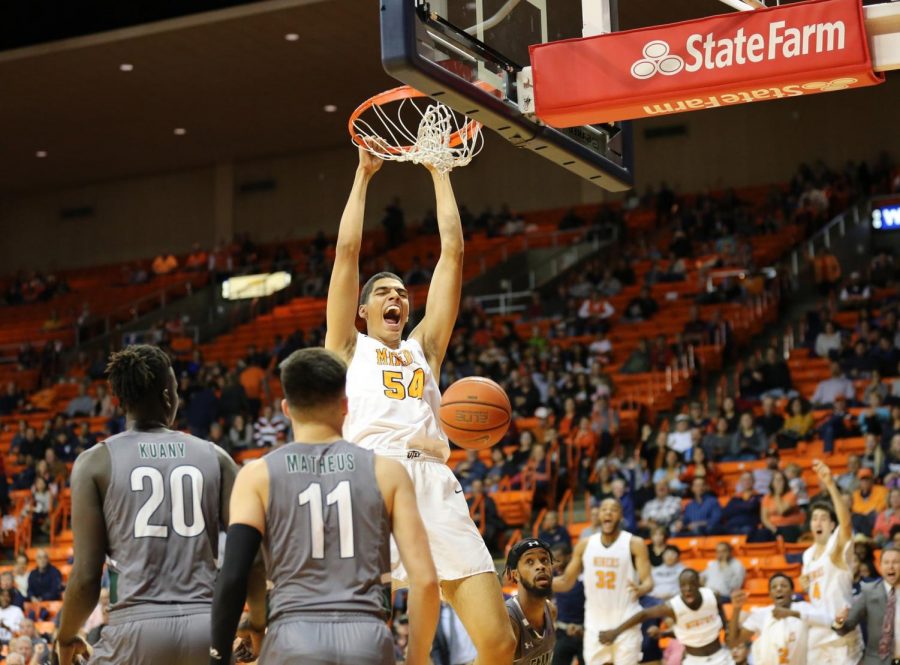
top-left (506, 538), bottom-right (553, 573)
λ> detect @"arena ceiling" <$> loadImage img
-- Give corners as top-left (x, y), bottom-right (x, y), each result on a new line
top-left (0, 0), bottom-right (822, 194)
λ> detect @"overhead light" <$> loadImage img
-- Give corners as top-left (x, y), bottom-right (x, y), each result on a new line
top-left (284, 33), bottom-right (299, 42)
top-left (35, 150), bottom-right (47, 158)
top-left (222, 272), bottom-right (292, 300)
top-left (119, 63), bottom-right (134, 72)
top-left (323, 104), bottom-right (337, 113)
top-left (173, 128), bottom-right (187, 136)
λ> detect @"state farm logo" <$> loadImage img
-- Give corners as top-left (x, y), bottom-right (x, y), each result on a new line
top-left (801, 77), bottom-right (858, 91)
top-left (630, 20), bottom-right (847, 80)
top-left (631, 41), bottom-right (684, 79)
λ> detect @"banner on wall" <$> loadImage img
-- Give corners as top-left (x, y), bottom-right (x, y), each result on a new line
top-left (529, 0), bottom-right (883, 127)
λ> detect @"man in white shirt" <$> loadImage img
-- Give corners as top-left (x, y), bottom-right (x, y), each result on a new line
top-left (0, 589), bottom-right (25, 644)
top-left (702, 543), bottom-right (745, 601)
top-left (667, 414), bottom-right (694, 456)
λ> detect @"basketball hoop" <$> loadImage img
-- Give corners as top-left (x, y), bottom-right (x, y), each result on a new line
top-left (349, 85), bottom-right (483, 175)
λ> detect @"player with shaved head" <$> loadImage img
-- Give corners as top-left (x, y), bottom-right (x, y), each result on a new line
top-left (600, 569), bottom-right (733, 665)
top-left (554, 498), bottom-right (653, 665)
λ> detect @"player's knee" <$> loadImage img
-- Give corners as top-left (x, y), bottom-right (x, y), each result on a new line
top-left (483, 624), bottom-right (516, 659)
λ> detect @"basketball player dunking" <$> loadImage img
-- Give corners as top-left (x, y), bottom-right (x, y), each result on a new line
top-left (325, 145), bottom-right (515, 662)
top-left (505, 539), bottom-right (557, 665)
top-left (599, 569), bottom-right (734, 665)
top-left (56, 346), bottom-right (248, 665)
top-left (209, 348), bottom-right (439, 665)
top-left (553, 498), bottom-right (653, 665)
top-left (800, 459), bottom-right (862, 665)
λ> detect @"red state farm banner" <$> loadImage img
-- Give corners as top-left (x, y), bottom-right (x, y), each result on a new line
top-left (529, 0), bottom-right (883, 127)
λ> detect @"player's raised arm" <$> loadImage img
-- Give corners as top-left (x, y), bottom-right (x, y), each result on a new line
top-left (325, 145), bottom-right (383, 362)
top-left (410, 168), bottom-right (464, 375)
top-left (630, 535), bottom-right (654, 597)
top-left (57, 446), bottom-right (110, 664)
top-left (209, 459), bottom-right (270, 664)
top-left (553, 538), bottom-right (587, 593)
top-left (376, 457), bottom-right (439, 665)
top-left (812, 459), bottom-right (852, 566)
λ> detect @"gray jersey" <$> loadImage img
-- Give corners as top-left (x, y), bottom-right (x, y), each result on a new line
top-left (506, 596), bottom-right (556, 665)
top-left (263, 440), bottom-right (391, 623)
top-left (102, 429), bottom-right (222, 620)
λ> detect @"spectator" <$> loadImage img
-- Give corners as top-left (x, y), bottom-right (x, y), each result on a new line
top-left (29, 476), bottom-right (52, 534)
top-left (639, 481), bottom-right (683, 534)
top-left (623, 286), bottom-right (659, 322)
top-left (12, 556), bottom-right (28, 599)
top-left (238, 360), bottom-right (269, 420)
top-left (652, 449), bottom-right (686, 494)
top-left (226, 414), bottom-right (254, 452)
top-left (680, 446), bottom-right (722, 495)
top-left (538, 510), bottom-right (571, 549)
top-left (596, 269), bottom-right (622, 297)
top-left (760, 470), bottom-right (805, 542)
top-left (721, 472), bottom-right (762, 535)
top-left (862, 368), bottom-right (889, 405)
top-left (814, 321), bottom-right (842, 359)
top-left (185, 379), bottom-right (218, 438)
top-left (64, 383), bottom-right (95, 418)
top-left (818, 395), bottom-right (857, 453)
top-left (719, 396), bottom-right (740, 433)
top-left (738, 357), bottom-right (766, 400)
top-left (837, 454), bottom-right (862, 493)
top-left (0, 590), bottom-right (23, 645)
top-left (219, 372), bottom-right (250, 420)
top-left (687, 401), bottom-right (709, 431)
top-left (813, 248), bottom-right (842, 295)
top-left (756, 396), bottom-right (785, 440)
top-left (621, 340), bottom-right (651, 374)
top-left (610, 478), bottom-right (637, 533)
top-left (578, 506), bottom-right (601, 543)
top-left (404, 256), bottom-right (431, 285)
top-left (760, 347), bottom-right (794, 398)
top-left (647, 525), bottom-right (668, 567)
top-left (702, 417), bottom-right (732, 461)
top-left (577, 290), bottom-right (614, 322)
top-left (0, 574), bottom-right (24, 611)
top-left (683, 306), bottom-right (709, 345)
top-left (26, 550), bottom-right (62, 602)
top-left (783, 463), bottom-right (809, 507)
top-left (728, 412), bottom-right (767, 460)
top-left (252, 404), bottom-right (285, 448)
top-left (151, 253), bottom-right (178, 275)
top-left (650, 545), bottom-right (685, 600)
top-left (701, 543), bottom-right (745, 601)
top-left (18, 618), bottom-right (50, 662)
top-left (673, 478), bottom-right (721, 535)
top-left (851, 468), bottom-right (888, 533)
top-left (873, 488), bottom-right (900, 545)
top-left (0, 383), bottom-right (23, 416)
top-left (778, 397), bottom-right (814, 447)
top-left (811, 362), bottom-right (856, 407)
top-left (666, 414), bottom-right (693, 457)
top-left (839, 271), bottom-right (871, 308)
top-left (185, 243), bottom-right (208, 271)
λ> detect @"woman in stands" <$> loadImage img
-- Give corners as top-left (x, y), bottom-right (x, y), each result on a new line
top-left (681, 446), bottom-right (722, 495)
top-left (778, 397), bottom-right (814, 447)
top-left (652, 449), bottom-right (686, 494)
top-left (873, 488), bottom-right (900, 545)
top-left (761, 470), bottom-right (805, 542)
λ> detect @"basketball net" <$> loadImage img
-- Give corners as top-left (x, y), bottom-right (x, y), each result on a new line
top-left (350, 86), bottom-right (484, 175)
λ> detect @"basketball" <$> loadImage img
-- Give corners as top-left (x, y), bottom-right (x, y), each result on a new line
top-left (440, 377), bottom-right (512, 450)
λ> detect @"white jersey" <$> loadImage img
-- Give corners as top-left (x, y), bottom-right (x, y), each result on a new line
top-left (801, 530), bottom-right (857, 649)
top-left (582, 530), bottom-right (642, 630)
top-left (741, 602), bottom-right (831, 665)
top-left (670, 587), bottom-right (722, 648)
top-left (344, 332), bottom-right (450, 461)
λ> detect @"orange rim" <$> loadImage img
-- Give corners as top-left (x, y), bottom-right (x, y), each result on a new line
top-left (348, 84), bottom-right (481, 154)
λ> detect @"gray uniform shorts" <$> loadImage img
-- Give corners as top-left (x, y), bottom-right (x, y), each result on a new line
top-left (259, 618), bottom-right (394, 665)
top-left (91, 612), bottom-right (209, 665)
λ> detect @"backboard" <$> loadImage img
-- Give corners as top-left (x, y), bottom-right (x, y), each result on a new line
top-left (381, 0), bottom-right (634, 191)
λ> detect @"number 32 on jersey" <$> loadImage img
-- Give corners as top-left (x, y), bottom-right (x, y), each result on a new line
top-left (382, 369), bottom-right (424, 400)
